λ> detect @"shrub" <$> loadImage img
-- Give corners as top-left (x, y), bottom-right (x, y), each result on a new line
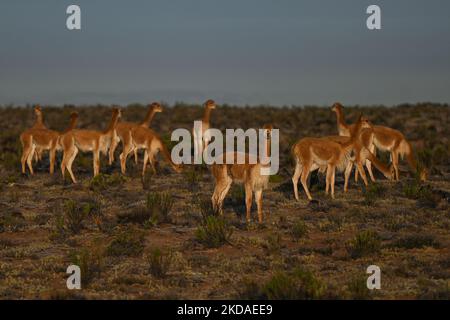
top-left (362, 183), bottom-right (385, 206)
top-left (1, 152), bottom-right (20, 172)
top-left (262, 232), bottom-right (283, 255)
top-left (147, 248), bottom-right (174, 278)
top-left (262, 268), bottom-right (325, 300)
top-left (118, 206), bottom-right (153, 225)
top-left (403, 181), bottom-right (440, 208)
top-left (390, 234), bottom-right (440, 249)
top-left (84, 197), bottom-right (103, 229)
top-left (68, 248), bottom-right (103, 287)
top-left (235, 278), bottom-right (265, 300)
top-left (0, 211), bottom-right (26, 233)
top-left (89, 173), bottom-right (126, 192)
top-left (346, 276), bottom-right (373, 300)
top-left (417, 279), bottom-right (450, 299)
top-left (49, 213), bottom-right (67, 241)
top-left (197, 197), bottom-right (220, 222)
top-left (117, 192), bottom-right (174, 226)
top-left (417, 148), bottom-right (433, 168)
top-left (346, 230), bottom-right (381, 259)
top-left (403, 180), bottom-right (422, 199)
top-left (106, 231), bottom-right (145, 257)
top-left (195, 216), bottom-right (233, 248)
top-left (146, 192), bottom-right (174, 224)
top-left (141, 171), bottom-right (153, 190)
top-left (290, 221), bottom-right (308, 242)
top-left (64, 200), bottom-right (88, 233)
top-left (184, 169), bottom-right (200, 191)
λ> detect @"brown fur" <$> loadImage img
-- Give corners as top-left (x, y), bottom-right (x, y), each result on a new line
top-left (20, 111), bottom-right (78, 175)
top-left (60, 108), bottom-right (121, 183)
top-left (291, 116), bottom-right (369, 201)
top-left (193, 99), bottom-right (216, 159)
top-left (126, 126), bottom-right (182, 177)
top-left (332, 102), bottom-right (426, 181)
top-left (211, 124), bottom-right (272, 224)
top-left (109, 102), bottom-right (163, 169)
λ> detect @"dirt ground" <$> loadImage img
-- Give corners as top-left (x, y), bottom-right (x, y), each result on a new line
top-left (0, 103), bottom-right (449, 299)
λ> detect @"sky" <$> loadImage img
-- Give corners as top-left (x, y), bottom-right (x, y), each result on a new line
top-left (0, 0), bottom-right (449, 106)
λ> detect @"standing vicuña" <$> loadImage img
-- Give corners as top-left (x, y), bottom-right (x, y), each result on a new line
top-left (108, 102), bottom-right (163, 172)
top-left (211, 124), bottom-right (273, 224)
top-left (60, 108), bottom-right (121, 183)
top-left (332, 102), bottom-right (426, 181)
top-left (20, 111), bottom-right (78, 175)
top-left (127, 126), bottom-right (182, 176)
top-left (291, 116), bottom-right (370, 200)
top-left (193, 99), bottom-right (216, 160)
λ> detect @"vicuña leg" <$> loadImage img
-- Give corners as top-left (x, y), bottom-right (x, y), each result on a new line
top-left (392, 150), bottom-right (400, 181)
top-left (108, 136), bottom-right (119, 165)
top-left (255, 189), bottom-right (263, 223)
top-left (21, 137), bottom-right (33, 174)
top-left (49, 147), bottom-right (56, 174)
top-left (119, 134), bottom-right (134, 174)
top-left (292, 161), bottom-right (302, 201)
top-left (245, 182), bottom-right (253, 222)
top-left (300, 162), bottom-right (313, 201)
top-left (93, 150), bottom-right (100, 176)
top-left (65, 147), bottom-right (79, 183)
top-left (26, 144), bottom-right (36, 175)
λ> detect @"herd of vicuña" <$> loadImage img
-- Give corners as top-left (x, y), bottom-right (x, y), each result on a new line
top-left (20, 101), bottom-right (426, 223)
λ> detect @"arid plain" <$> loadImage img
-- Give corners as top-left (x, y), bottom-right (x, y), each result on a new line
top-left (0, 103), bottom-right (449, 299)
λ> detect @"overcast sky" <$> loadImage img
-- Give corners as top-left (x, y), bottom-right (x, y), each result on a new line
top-left (0, 0), bottom-right (449, 106)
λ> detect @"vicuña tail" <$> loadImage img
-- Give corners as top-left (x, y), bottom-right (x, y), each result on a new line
top-left (160, 141), bottom-right (182, 173)
top-left (399, 139), bottom-right (418, 173)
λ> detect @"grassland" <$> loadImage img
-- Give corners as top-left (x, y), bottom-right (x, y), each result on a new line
top-left (0, 103), bottom-right (449, 299)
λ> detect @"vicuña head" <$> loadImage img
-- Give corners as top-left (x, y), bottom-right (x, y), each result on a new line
top-left (34, 104), bottom-right (42, 113)
top-left (331, 102), bottom-right (343, 113)
top-left (349, 114), bottom-right (371, 138)
top-left (204, 99), bottom-right (216, 109)
top-left (148, 102), bottom-right (163, 113)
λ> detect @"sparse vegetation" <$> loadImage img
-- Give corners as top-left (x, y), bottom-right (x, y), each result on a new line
top-left (262, 268), bottom-right (325, 300)
top-left (346, 276), bottom-right (373, 300)
top-left (106, 230), bottom-right (145, 257)
top-left (146, 192), bottom-right (174, 224)
top-left (117, 192), bottom-right (174, 226)
top-left (184, 168), bottom-right (200, 191)
top-left (195, 216), bottom-right (233, 248)
top-left (89, 173), bottom-right (126, 192)
top-left (390, 234), bottom-right (440, 249)
top-left (290, 220), bottom-right (308, 242)
top-left (0, 103), bottom-right (449, 299)
top-left (69, 248), bottom-right (103, 287)
top-left (141, 171), bottom-right (153, 190)
top-left (346, 230), bottom-right (381, 259)
top-left (263, 232), bottom-right (283, 254)
top-left (63, 200), bottom-right (88, 234)
top-left (147, 248), bottom-right (174, 278)
top-left (362, 182), bottom-right (385, 206)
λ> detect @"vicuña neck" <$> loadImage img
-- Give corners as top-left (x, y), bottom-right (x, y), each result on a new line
top-left (261, 136), bottom-right (271, 166)
top-left (35, 113), bottom-right (44, 127)
top-left (103, 113), bottom-right (119, 134)
top-left (62, 117), bottom-right (78, 134)
top-left (202, 107), bottom-right (212, 123)
top-left (344, 122), bottom-right (363, 147)
top-left (335, 108), bottom-right (348, 130)
top-left (140, 108), bottom-right (156, 127)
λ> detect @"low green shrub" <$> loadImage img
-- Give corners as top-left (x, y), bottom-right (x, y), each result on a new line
top-left (346, 230), bottom-right (381, 259)
top-left (195, 216), bottom-right (233, 248)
